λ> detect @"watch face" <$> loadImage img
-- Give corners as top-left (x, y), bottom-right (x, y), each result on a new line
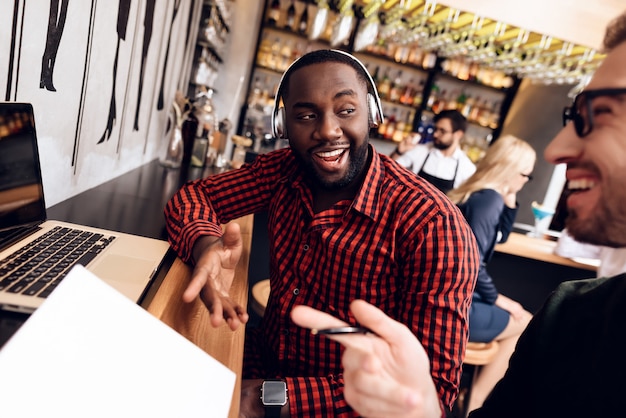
top-left (262, 381), bottom-right (287, 406)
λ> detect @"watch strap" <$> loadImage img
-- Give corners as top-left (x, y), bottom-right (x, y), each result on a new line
top-left (264, 405), bottom-right (281, 418)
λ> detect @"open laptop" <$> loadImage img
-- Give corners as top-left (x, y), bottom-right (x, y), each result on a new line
top-left (0, 102), bottom-right (170, 313)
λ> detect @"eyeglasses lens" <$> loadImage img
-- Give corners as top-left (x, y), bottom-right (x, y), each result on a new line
top-left (574, 94), bottom-right (590, 137)
top-left (563, 95), bottom-right (590, 137)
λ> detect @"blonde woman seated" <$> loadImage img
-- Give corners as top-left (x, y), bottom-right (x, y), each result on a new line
top-left (446, 135), bottom-right (535, 412)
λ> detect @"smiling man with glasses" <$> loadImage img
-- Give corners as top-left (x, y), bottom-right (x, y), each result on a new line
top-left (392, 109), bottom-right (477, 193)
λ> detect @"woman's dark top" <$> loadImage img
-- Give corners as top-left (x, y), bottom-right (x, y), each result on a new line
top-left (457, 189), bottom-right (518, 304)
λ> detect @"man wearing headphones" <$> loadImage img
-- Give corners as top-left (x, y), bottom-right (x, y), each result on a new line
top-left (391, 109), bottom-right (476, 194)
top-left (165, 49), bottom-right (479, 417)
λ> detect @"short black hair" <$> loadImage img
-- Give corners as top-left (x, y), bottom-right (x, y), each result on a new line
top-left (433, 109), bottom-right (467, 133)
top-left (604, 10), bottom-right (626, 51)
top-left (278, 49), bottom-right (372, 101)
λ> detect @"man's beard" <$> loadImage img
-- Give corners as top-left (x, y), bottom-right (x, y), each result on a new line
top-left (566, 192), bottom-right (626, 248)
top-left (433, 138), bottom-right (453, 150)
top-left (296, 141), bottom-right (370, 191)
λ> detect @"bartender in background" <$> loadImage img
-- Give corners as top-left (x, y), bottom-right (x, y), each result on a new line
top-left (391, 109), bottom-right (476, 193)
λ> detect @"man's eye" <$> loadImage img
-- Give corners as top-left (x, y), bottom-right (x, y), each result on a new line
top-left (592, 104), bottom-right (612, 117)
top-left (298, 113), bottom-right (316, 121)
top-left (338, 108), bottom-right (355, 116)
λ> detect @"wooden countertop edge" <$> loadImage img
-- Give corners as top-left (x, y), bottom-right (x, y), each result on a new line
top-left (145, 215), bottom-right (254, 418)
top-left (495, 232), bottom-right (599, 272)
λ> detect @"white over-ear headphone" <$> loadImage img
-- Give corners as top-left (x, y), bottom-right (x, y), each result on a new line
top-left (271, 49), bottom-right (384, 139)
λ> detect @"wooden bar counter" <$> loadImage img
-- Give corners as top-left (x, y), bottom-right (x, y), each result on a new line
top-left (489, 231), bottom-right (599, 314)
top-left (145, 215), bottom-right (252, 418)
top-left (495, 232), bottom-right (599, 272)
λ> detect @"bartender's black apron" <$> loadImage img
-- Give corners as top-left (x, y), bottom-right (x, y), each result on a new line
top-left (417, 152), bottom-right (459, 194)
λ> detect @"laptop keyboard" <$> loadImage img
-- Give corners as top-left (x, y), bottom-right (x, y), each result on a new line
top-left (0, 226), bottom-right (116, 298)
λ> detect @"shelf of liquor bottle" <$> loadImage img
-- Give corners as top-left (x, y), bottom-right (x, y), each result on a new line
top-left (256, 27), bottom-right (331, 74)
top-left (259, 26), bottom-right (433, 77)
top-left (422, 108), bottom-right (498, 132)
top-left (196, 40), bottom-right (224, 63)
top-left (437, 70), bottom-right (515, 93)
top-left (203, 0), bottom-right (231, 33)
top-left (189, 80), bottom-right (219, 92)
top-left (380, 99), bottom-right (418, 112)
top-left (261, 25), bottom-right (315, 42)
top-left (354, 50), bottom-right (432, 76)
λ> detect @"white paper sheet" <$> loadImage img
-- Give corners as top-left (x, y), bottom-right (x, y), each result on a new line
top-left (0, 265), bottom-right (235, 418)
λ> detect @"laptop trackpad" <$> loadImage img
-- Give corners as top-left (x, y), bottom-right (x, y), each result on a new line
top-left (89, 255), bottom-right (156, 302)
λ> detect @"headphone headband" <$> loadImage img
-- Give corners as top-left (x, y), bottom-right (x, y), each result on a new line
top-left (271, 49), bottom-right (384, 139)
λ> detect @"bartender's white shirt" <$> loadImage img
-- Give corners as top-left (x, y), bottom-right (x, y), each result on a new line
top-left (394, 143), bottom-right (476, 189)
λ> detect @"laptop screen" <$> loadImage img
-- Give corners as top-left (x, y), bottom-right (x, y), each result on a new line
top-left (0, 103), bottom-right (47, 234)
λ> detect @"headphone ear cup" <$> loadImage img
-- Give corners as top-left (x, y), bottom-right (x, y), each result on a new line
top-left (367, 93), bottom-right (381, 128)
top-left (273, 106), bottom-right (286, 139)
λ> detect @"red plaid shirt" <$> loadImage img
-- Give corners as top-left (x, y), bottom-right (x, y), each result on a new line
top-left (165, 146), bottom-right (478, 416)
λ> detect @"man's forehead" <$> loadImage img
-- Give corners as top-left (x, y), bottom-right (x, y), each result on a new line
top-left (585, 42), bottom-right (626, 90)
top-left (287, 63), bottom-right (366, 96)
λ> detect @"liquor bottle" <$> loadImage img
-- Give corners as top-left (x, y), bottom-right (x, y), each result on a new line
top-left (279, 39), bottom-right (293, 72)
top-left (247, 77), bottom-right (262, 108)
top-left (469, 96), bottom-right (482, 122)
top-left (477, 99), bottom-right (491, 127)
top-left (392, 110), bottom-right (406, 142)
top-left (388, 70), bottom-right (403, 103)
top-left (267, 0), bottom-right (281, 27)
top-left (377, 68), bottom-right (391, 101)
top-left (412, 80), bottom-right (425, 107)
top-left (370, 65), bottom-right (380, 89)
top-left (285, 1), bottom-right (296, 31)
top-left (384, 110), bottom-right (397, 141)
top-left (268, 37), bottom-right (282, 70)
top-left (488, 101), bottom-right (501, 129)
top-left (431, 88), bottom-right (446, 114)
top-left (455, 90), bottom-right (467, 111)
top-left (298, 1), bottom-right (309, 35)
top-left (377, 112), bottom-right (388, 139)
top-left (461, 94), bottom-right (474, 118)
top-left (256, 33), bottom-right (272, 66)
top-left (400, 78), bottom-right (415, 105)
top-left (426, 83), bottom-right (439, 110)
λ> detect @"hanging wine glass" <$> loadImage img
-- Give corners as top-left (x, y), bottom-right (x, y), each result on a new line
top-left (353, 0), bottom-right (382, 51)
top-left (420, 7), bottom-right (460, 51)
top-left (308, 0), bottom-right (330, 41)
top-left (377, 1), bottom-right (406, 43)
top-left (330, 0), bottom-right (355, 47)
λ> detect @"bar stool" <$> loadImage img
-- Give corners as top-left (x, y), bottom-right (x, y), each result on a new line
top-left (251, 279), bottom-right (271, 317)
top-left (456, 341), bottom-right (500, 418)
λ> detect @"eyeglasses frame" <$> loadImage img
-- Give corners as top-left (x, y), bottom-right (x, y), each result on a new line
top-left (562, 88), bottom-right (626, 137)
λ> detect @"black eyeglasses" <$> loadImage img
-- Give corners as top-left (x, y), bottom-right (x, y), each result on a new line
top-left (433, 126), bottom-right (452, 135)
top-left (520, 173), bottom-right (533, 181)
top-left (562, 88), bottom-right (626, 137)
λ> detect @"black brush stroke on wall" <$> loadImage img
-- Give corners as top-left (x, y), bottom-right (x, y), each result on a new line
top-left (40, 0), bottom-right (69, 92)
top-left (72, 0), bottom-right (97, 168)
top-left (156, 0), bottom-right (182, 111)
top-left (5, 0), bottom-right (21, 101)
top-left (132, 0), bottom-right (156, 131)
top-left (97, 0), bottom-right (131, 144)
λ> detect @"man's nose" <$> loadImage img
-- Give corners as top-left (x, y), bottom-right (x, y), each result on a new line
top-left (544, 123), bottom-right (582, 165)
top-left (315, 114), bottom-right (342, 141)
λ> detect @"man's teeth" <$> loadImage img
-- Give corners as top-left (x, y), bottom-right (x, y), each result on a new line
top-left (568, 178), bottom-right (596, 190)
top-left (316, 149), bottom-right (344, 158)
